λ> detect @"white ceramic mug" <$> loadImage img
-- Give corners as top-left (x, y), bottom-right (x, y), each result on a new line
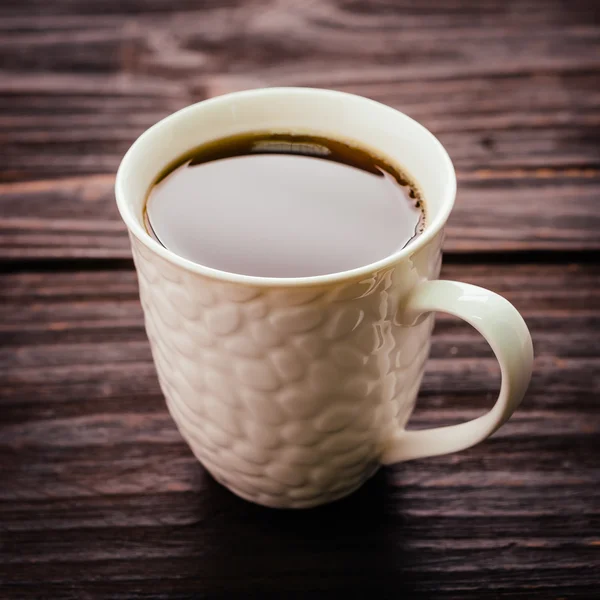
top-left (116, 88), bottom-right (533, 508)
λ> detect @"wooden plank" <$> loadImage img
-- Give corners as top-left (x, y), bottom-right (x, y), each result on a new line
top-left (1, 72), bottom-right (599, 181)
top-left (1, 2), bottom-right (599, 257)
top-left (1, 3), bottom-right (598, 187)
top-left (1, 2), bottom-right (599, 83)
top-left (0, 406), bottom-right (598, 596)
top-left (1, 265), bottom-right (598, 416)
top-left (1, 264), bottom-right (598, 449)
top-left (1, 174), bottom-right (599, 258)
top-left (0, 434), bottom-right (598, 598)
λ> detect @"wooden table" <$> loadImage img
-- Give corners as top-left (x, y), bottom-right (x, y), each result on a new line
top-left (1, 1), bottom-right (599, 598)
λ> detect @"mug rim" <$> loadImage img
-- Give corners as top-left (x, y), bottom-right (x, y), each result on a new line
top-left (115, 87), bottom-right (456, 288)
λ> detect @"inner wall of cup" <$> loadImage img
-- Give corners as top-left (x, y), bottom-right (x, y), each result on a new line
top-left (117, 89), bottom-right (454, 234)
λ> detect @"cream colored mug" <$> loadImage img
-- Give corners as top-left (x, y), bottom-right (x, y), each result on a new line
top-left (116, 88), bottom-right (533, 508)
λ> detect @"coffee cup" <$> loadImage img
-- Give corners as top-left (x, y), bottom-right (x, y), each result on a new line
top-left (116, 88), bottom-right (533, 508)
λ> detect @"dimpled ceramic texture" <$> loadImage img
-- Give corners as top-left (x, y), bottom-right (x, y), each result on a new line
top-left (131, 233), bottom-right (443, 508)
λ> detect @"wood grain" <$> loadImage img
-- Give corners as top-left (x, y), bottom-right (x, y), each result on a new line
top-left (2, 173), bottom-right (600, 258)
top-left (1, 0), bottom-right (599, 598)
top-left (1, 264), bottom-right (599, 413)
top-left (1, 264), bottom-right (598, 598)
top-left (1, 1), bottom-right (600, 256)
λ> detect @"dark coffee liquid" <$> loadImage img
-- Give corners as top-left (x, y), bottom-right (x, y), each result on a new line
top-left (145, 132), bottom-right (425, 278)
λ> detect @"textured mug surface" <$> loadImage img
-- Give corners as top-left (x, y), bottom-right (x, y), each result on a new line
top-left (116, 88), bottom-right (534, 508)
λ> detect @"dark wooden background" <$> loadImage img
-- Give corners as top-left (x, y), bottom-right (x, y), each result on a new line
top-left (1, 0), bottom-right (599, 598)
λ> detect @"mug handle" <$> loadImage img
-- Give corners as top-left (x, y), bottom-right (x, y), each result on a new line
top-left (381, 280), bottom-right (534, 463)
